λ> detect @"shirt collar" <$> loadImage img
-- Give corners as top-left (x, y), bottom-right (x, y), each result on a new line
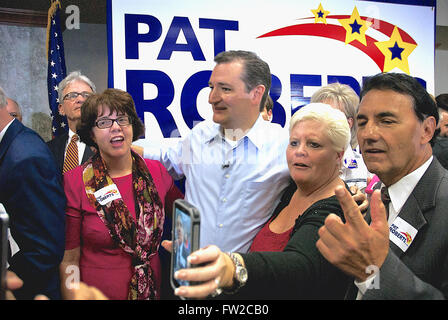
top-left (387, 156), bottom-right (433, 214)
top-left (204, 115), bottom-right (266, 150)
top-left (0, 118), bottom-right (15, 144)
top-left (68, 129), bottom-right (76, 139)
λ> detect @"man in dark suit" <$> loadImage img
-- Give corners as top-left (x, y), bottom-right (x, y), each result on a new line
top-left (317, 72), bottom-right (448, 299)
top-left (0, 86), bottom-right (66, 299)
top-left (433, 94), bottom-right (448, 169)
top-left (47, 71), bottom-right (96, 174)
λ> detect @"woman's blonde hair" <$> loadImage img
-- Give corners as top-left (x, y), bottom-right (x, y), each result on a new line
top-left (290, 103), bottom-right (350, 154)
top-left (311, 83), bottom-right (359, 148)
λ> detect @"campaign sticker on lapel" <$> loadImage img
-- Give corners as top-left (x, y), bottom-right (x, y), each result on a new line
top-left (94, 184), bottom-right (122, 206)
top-left (389, 217), bottom-right (418, 252)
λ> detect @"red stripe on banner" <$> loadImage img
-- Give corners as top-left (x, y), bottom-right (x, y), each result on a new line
top-left (298, 15), bottom-right (417, 44)
top-left (257, 23), bottom-right (385, 71)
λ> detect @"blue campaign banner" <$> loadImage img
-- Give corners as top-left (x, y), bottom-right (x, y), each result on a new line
top-left (107, 0), bottom-right (435, 143)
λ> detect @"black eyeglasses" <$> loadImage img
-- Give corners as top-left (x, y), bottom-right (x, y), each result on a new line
top-left (63, 91), bottom-right (92, 100)
top-left (95, 116), bottom-right (132, 129)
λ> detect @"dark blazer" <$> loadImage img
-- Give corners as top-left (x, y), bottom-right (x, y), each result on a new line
top-left (0, 120), bottom-right (66, 299)
top-left (433, 136), bottom-right (448, 170)
top-left (47, 132), bottom-right (95, 174)
top-left (360, 158), bottom-right (448, 300)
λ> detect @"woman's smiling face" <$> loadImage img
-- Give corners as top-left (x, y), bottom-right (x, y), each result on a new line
top-left (91, 105), bottom-right (133, 162)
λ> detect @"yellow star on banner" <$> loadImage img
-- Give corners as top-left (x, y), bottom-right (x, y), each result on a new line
top-left (311, 3), bottom-right (330, 24)
top-left (374, 26), bottom-right (417, 74)
top-left (338, 6), bottom-right (372, 46)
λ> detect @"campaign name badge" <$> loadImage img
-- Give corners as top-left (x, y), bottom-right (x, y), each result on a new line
top-left (389, 217), bottom-right (418, 252)
top-left (94, 184), bottom-right (122, 205)
top-left (348, 159), bottom-right (358, 169)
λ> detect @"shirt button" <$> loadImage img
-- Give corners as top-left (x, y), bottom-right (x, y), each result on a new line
top-left (225, 174), bottom-right (230, 179)
top-left (222, 198), bottom-right (227, 202)
top-left (219, 224), bottom-right (223, 228)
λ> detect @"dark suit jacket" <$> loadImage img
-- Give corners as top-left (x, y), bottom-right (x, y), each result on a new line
top-left (0, 120), bottom-right (66, 299)
top-left (433, 136), bottom-right (448, 170)
top-left (360, 158), bottom-right (448, 300)
top-left (47, 132), bottom-right (95, 174)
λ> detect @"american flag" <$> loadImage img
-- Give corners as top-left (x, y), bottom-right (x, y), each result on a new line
top-left (47, 0), bottom-right (67, 137)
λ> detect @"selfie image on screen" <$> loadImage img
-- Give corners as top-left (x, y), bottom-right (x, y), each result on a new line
top-left (173, 208), bottom-right (192, 286)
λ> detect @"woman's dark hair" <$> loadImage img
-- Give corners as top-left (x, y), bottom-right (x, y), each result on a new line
top-left (77, 88), bottom-right (145, 147)
top-left (360, 72), bottom-right (439, 145)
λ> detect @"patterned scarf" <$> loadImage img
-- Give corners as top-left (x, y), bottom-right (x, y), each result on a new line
top-left (82, 150), bottom-right (164, 300)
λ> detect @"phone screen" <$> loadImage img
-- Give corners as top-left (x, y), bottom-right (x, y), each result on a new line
top-left (172, 206), bottom-right (192, 287)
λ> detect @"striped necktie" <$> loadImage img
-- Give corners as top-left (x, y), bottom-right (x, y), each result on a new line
top-left (63, 134), bottom-right (79, 174)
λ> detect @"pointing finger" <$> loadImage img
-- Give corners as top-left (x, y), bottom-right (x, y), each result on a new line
top-left (334, 185), bottom-right (367, 230)
top-left (369, 189), bottom-right (389, 233)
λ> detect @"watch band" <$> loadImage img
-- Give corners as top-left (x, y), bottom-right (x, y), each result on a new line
top-left (223, 253), bottom-right (248, 294)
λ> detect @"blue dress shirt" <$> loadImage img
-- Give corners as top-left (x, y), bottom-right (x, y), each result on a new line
top-left (142, 116), bottom-right (290, 252)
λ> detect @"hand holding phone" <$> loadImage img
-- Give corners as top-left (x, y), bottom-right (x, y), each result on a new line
top-left (170, 199), bottom-right (200, 290)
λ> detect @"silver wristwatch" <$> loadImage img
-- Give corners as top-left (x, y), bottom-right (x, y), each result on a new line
top-left (224, 253), bottom-right (248, 294)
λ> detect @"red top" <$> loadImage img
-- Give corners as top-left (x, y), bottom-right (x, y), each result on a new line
top-left (249, 217), bottom-right (292, 252)
top-left (63, 159), bottom-right (183, 300)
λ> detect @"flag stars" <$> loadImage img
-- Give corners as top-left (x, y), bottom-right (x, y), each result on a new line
top-left (48, 4), bottom-right (67, 137)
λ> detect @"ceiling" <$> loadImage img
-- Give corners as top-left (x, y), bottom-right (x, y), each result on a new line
top-left (1, 1), bottom-right (447, 49)
top-left (1, 0), bottom-right (107, 24)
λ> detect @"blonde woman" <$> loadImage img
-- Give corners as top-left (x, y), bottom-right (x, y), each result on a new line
top-left (165, 103), bottom-right (353, 299)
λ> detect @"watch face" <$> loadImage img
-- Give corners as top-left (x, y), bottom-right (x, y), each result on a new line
top-left (237, 267), bottom-right (248, 283)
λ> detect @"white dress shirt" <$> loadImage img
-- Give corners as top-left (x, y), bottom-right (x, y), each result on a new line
top-left (355, 156), bottom-right (433, 298)
top-left (141, 116), bottom-right (290, 252)
top-left (66, 129), bottom-right (87, 165)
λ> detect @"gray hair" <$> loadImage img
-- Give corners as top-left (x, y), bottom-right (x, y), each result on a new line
top-left (58, 71), bottom-right (96, 102)
top-left (311, 83), bottom-right (359, 148)
top-left (290, 103), bottom-right (350, 154)
top-left (214, 50), bottom-right (271, 111)
top-left (0, 86), bottom-right (6, 108)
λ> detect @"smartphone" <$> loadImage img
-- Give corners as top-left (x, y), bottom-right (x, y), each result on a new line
top-left (170, 199), bottom-right (200, 290)
top-left (0, 205), bottom-right (9, 300)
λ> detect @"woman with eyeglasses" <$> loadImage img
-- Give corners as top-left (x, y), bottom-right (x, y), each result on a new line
top-left (59, 89), bottom-right (183, 300)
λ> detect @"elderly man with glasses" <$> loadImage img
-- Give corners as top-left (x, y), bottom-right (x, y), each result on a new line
top-left (47, 71), bottom-right (96, 175)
